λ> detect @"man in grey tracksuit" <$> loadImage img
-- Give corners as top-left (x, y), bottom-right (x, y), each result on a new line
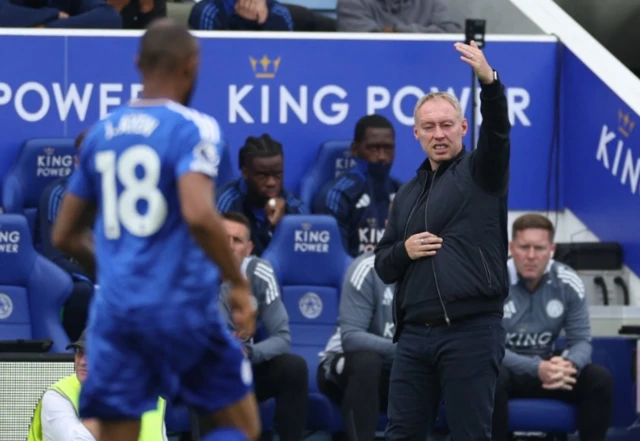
top-left (492, 213), bottom-right (613, 441)
top-left (218, 211), bottom-right (308, 441)
top-left (317, 251), bottom-right (395, 441)
top-left (337, 0), bottom-right (460, 33)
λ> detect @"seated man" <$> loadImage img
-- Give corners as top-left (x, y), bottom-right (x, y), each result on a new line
top-left (313, 114), bottom-right (402, 257)
top-left (37, 130), bottom-right (94, 342)
top-left (0, 0), bottom-right (121, 28)
top-left (189, 0), bottom-right (293, 31)
top-left (492, 213), bottom-right (613, 441)
top-left (28, 329), bottom-right (167, 441)
top-left (317, 245), bottom-right (395, 441)
top-left (218, 212), bottom-right (308, 441)
top-left (217, 134), bottom-right (307, 256)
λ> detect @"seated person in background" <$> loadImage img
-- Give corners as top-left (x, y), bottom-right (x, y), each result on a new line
top-left (492, 213), bottom-right (613, 441)
top-left (27, 329), bottom-right (167, 441)
top-left (37, 130), bottom-right (94, 343)
top-left (116, 0), bottom-right (165, 29)
top-left (317, 206), bottom-right (395, 441)
top-left (218, 212), bottom-right (308, 441)
top-left (189, 0), bottom-right (293, 31)
top-left (336, 0), bottom-right (460, 33)
top-left (0, 0), bottom-right (121, 28)
top-left (217, 134), bottom-right (307, 256)
top-left (313, 114), bottom-right (401, 257)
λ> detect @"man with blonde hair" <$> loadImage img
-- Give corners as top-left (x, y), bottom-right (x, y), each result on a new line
top-left (375, 41), bottom-right (511, 441)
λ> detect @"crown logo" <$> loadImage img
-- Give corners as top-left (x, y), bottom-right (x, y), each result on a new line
top-left (249, 55), bottom-right (281, 79)
top-left (618, 109), bottom-right (636, 138)
top-left (44, 147), bottom-right (54, 155)
top-left (301, 222), bottom-right (311, 231)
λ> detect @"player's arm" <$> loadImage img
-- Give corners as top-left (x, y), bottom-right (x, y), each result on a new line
top-left (51, 196), bottom-right (96, 278)
top-left (178, 173), bottom-right (246, 287)
top-left (51, 132), bottom-right (97, 278)
top-left (561, 272), bottom-right (592, 370)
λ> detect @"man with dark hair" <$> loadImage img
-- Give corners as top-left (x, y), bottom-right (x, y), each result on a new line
top-left (313, 114), bottom-right (402, 257)
top-left (492, 213), bottom-right (613, 441)
top-left (219, 211), bottom-right (309, 441)
top-left (52, 18), bottom-right (260, 441)
top-left (36, 130), bottom-right (94, 342)
top-left (217, 133), bottom-right (307, 256)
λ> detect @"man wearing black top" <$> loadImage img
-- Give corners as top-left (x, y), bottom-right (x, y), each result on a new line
top-left (374, 41), bottom-right (510, 441)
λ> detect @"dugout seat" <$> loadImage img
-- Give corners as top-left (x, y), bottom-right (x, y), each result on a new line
top-left (261, 214), bottom-right (352, 430)
top-left (1, 138), bottom-right (76, 245)
top-left (216, 139), bottom-right (237, 189)
top-left (0, 214), bottom-right (72, 352)
top-left (299, 140), bottom-right (353, 210)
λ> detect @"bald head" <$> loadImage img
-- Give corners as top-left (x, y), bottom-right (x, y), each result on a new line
top-left (137, 18), bottom-right (199, 76)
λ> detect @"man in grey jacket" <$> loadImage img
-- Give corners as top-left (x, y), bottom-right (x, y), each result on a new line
top-left (317, 249), bottom-right (396, 441)
top-left (337, 0), bottom-right (460, 33)
top-left (218, 211), bottom-right (309, 441)
top-left (492, 213), bottom-right (613, 441)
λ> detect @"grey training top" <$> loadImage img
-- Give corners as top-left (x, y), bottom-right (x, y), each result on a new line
top-left (337, 0), bottom-right (461, 33)
top-left (321, 252), bottom-right (396, 365)
top-left (503, 258), bottom-right (592, 377)
top-left (218, 256), bottom-right (291, 364)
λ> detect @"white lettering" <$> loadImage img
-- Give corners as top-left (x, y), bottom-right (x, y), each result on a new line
top-left (0, 83), bottom-right (12, 107)
top-left (313, 85), bottom-right (348, 125)
top-left (621, 148), bottom-right (640, 195)
top-left (130, 84), bottom-right (143, 100)
top-left (611, 140), bottom-right (625, 176)
top-left (507, 88), bottom-right (531, 127)
top-left (0, 231), bottom-right (20, 243)
top-left (53, 83), bottom-right (93, 121)
top-left (229, 85), bottom-right (254, 123)
top-left (99, 83), bottom-right (123, 119)
top-left (392, 86), bottom-right (424, 126)
top-left (280, 86), bottom-right (307, 124)
top-left (15, 82), bottom-right (50, 122)
top-left (596, 125), bottom-right (615, 169)
top-left (383, 322), bottom-right (395, 338)
top-left (261, 85), bottom-right (269, 124)
top-left (366, 86), bottom-right (391, 115)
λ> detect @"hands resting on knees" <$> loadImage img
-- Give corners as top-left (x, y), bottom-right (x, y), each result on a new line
top-left (538, 356), bottom-right (578, 390)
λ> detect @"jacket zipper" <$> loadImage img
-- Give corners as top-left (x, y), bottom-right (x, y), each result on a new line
top-left (424, 172), bottom-right (451, 326)
top-left (478, 245), bottom-right (493, 287)
top-left (394, 176), bottom-right (430, 329)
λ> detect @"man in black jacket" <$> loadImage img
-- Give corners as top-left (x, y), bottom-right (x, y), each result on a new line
top-left (374, 41), bottom-right (510, 441)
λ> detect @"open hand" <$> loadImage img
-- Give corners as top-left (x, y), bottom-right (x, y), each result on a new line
top-left (454, 40), bottom-right (494, 85)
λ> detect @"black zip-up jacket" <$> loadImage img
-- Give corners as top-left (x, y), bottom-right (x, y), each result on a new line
top-left (374, 78), bottom-right (511, 342)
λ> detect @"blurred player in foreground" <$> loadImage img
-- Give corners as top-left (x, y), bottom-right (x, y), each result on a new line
top-left (52, 18), bottom-right (261, 441)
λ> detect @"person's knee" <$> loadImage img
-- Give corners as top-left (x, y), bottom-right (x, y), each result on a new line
top-left (274, 353), bottom-right (308, 389)
top-left (582, 363), bottom-right (613, 399)
top-left (346, 351), bottom-right (383, 384)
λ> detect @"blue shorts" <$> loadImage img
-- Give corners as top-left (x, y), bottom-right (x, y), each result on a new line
top-left (78, 295), bottom-right (253, 420)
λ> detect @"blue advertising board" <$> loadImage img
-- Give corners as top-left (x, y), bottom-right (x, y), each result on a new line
top-left (0, 33), bottom-right (559, 210)
top-left (562, 49), bottom-right (640, 274)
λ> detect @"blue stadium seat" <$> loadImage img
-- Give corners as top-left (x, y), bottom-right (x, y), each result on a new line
top-left (509, 399), bottom-right (577, 433)
top-left (0, 214), bottom-right (72, 351)
top-left (217, 139), bottom-right (237, 189)
top-left (1, 138), bottom-right (76, 243)
top-left (261, 214), bottom-right (352, 430)
top-left (299, 140), bottom-right (353, 210)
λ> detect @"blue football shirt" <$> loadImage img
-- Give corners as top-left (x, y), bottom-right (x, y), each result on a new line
top-left (67, 100), bottom-right (224, 310)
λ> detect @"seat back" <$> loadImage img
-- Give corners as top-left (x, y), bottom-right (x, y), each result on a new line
top-left (1, 138), bottom-right (76, 241)
top-left (299, 141), bottom-right (354, 209)
top-left (261, 215), bottom-right (352, 389)
top-left (0, 214), bottom-right (72, 351)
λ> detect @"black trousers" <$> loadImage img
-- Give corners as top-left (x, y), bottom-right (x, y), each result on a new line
top-left (317, 351), bottom-right (391, 441)
top-left (492, 363), bottom-right (613, 441)
top-left (386, 315), bottom-right (505, 441)
top-left (254, 353), bottom-right (308, 441)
